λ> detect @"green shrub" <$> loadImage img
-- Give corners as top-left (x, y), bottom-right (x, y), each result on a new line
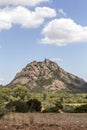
top-left (0, 87), bottom-right (12, 101)
top-left (13, 86), bottom-right (30, 101)
top-left (42, 106), bottom-right (58, 113)
top-left (43, 101), bottom-right (63, 113)
top-left (27, 99), bottom-right (41, 112)
top-left (42, 100), bottom-right (63, 113)
top-left (6, 100), bottom-right (29, 113)
top-left (63, 105), bottom-right (74, 113)
top-left (55, 101), bottom-right (63, 110)
top-left (43, 101), bottom-right (64, 113)
top-left (74, 104), bottom-right (87, 113)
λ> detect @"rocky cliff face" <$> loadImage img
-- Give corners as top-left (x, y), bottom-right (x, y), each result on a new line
top-left (10, 59), bottom-right (87, 93)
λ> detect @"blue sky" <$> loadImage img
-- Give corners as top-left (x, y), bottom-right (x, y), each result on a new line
top-left (0, 0), bottom-right (87, 85)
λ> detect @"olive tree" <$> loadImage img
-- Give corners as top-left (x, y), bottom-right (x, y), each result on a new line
top-left (13, 86), bottom-right (30, 101)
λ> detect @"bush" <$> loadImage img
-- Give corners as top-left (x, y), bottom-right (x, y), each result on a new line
top-left (43, 101), bottom-right (63, 113)
top-left (55, 101), bottom-right (63, 110)
top-left (43, 101), bottom-right (64, 113)
top-left (0, 87), bottom-right (12, 101)
top-left (6, 100), bottom-right (29, 113)
top-left (13, 86), bottom-right (30, 101)
top-left (27, 99), bottom-right (41, 112)
top-left (74, 104), bottom-right (87, 113)
top-left (63, 105), bottom-right (74, 113)
top-left (42, 106), bottom-right (58, 113)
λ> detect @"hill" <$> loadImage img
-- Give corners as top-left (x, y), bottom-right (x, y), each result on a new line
top-left (9, 59), bottom-right (87, 93)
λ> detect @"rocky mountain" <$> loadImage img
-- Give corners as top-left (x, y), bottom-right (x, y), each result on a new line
top-left (10, 59), bottom-right (87, 93)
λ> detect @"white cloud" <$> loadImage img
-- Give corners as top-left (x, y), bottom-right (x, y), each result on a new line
top-left (58, 8), bottom-right (66, 17)
top-left (0, 0), bottom-right (49, 6)
top-left (41, 18), bottom-right (87, 46)
top-left (0, 6), bottom-right (56, 30)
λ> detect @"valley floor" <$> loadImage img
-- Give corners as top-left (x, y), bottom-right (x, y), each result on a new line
top-left (0, 113), bottom-right (87, 130)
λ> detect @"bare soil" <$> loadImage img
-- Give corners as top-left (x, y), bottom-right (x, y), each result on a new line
top-left (0, 113), bottom-right (87, 130)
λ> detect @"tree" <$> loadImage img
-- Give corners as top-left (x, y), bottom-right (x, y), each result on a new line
top-left (27, 99), bottom-right (41, 112)
top-left (0, 87), bottom-right (11, 101)
top-left (13, 86), bottom-right (30, 101)
top-left (6, 100), bottom-right (29, 113)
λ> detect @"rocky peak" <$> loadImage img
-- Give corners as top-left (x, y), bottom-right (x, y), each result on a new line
top-left (10, 59), bottom-right (87, 93)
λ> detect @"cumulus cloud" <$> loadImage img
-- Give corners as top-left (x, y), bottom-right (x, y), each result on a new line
top-left (0, 0), bottom-right (49, 6)
top-left (58, 8), bottom-right (66, 17)
top-left (41, 18), bottom-right (87, 46)
top-left (0, 6), bottom-right (56, 30)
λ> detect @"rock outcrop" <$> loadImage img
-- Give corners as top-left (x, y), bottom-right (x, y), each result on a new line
top-left (10, 59), bottom-right (87, 93)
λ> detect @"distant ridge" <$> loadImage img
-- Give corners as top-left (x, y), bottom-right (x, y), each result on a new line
top-left (9, 59), bottom-right (87, 93)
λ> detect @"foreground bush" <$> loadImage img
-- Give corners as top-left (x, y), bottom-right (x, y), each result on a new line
top-left (63, 105), bottom-right (74, 113)
top-left (6, 100), bottom-right (29, 113)
top-left (74, 104), bottom-right (87, 113)
top-left (55, 101), bottom-right (63, 110)
top-left (42, 106), bottom-right (58, 113)
top-left (43, 101), bottom-right (63, 113)
top-left (27, 99), bottom-right (41, 112)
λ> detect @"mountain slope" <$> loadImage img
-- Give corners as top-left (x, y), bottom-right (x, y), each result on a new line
top-left (10, 59), bottom-right (87, 93)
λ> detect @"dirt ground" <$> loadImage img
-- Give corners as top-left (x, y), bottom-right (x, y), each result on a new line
top-left (0, 113), bottom-right (87, 130)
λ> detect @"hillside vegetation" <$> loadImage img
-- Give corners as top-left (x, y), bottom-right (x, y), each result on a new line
top-left (0, 86), bottom-right (87, 116)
